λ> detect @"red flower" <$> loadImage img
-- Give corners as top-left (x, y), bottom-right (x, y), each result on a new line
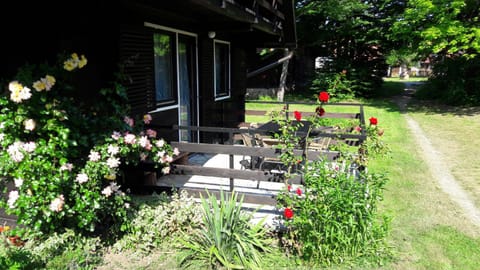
top-left (294, 111), bottom-right (302, 121)
top-left (296, 188), bottom-right (302, 196)
top-left (318, 91), bottom-right (330, 103)
top-left (369, 117), bottom-right (378, 125)
top-left (284, 208), bottom-right (294, 219)
top-left (354, 126), bottom-right (362, 132)
top-left (316, 106), bottom-right (325, 116)
top-left (287, 185), bottom-right (292, 192)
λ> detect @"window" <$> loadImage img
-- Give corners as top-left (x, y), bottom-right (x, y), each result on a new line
top-left (153, 32), bottom-right (176, 104)
top-left (214, 40), bottom-right (230, 100)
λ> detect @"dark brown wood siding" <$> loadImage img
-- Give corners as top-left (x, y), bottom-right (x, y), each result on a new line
top-left (119, 25), bottom-right (155, 117)
top-left (119, 24), bottom-right (179, 142)
top-left (197, 39), bottom-right (247, 143)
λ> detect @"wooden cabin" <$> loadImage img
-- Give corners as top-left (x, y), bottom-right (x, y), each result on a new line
top-left (2, 0), bottom-right (297, 144)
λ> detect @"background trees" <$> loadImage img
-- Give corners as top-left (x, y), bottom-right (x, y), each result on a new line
top-left (295, 0), bottom-right (480, 105)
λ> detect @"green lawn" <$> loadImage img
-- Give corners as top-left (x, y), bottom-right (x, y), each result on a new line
top-left (364, 99), bottom-right (480, 270)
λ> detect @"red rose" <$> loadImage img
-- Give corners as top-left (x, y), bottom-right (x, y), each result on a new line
top-left (316, 106), bottom-right (325, 116)
top-left (318, 91), bottom-right (329, 103)
top-left (284, 208), bottom-right (294, 219)
top-left (287, 185), bottom-right (292, 192)
top-left (296, 188), bottom-right (302, 196)
top-left (369, 117), bottom-right (378, 125)
top-left (294, 111), bottom-right (302, 121)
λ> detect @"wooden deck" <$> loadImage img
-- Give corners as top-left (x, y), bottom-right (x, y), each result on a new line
top-left (149, 102), bottom-right (367, 207)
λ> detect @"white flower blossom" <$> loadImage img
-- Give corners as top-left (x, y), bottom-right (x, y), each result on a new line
top-left (9, 81), bottom-right (31, 103)
top-left (124, 134), bottom-right (136, 144)
top-left (107, 145), bottom-right (119, 156)
top-left (156, 139), bottom-right (165, 148)
top-left (22, 141), bottom-right (36, 152)
top-left (76, 173), bottom-right (89, 184)
top-left (49, 195), bottom-right (65, 212)
top-left (60, 163), bottom-right (73, 171)
top-left (88, 151), bottom-right (101, 162)
top-left (102, 186), bottom-right (113, 197)
top-left (102, 182), bottom-right (120, 197)
top-left (14, 178), bottom-right (23, 188)
top-left (173, 147), bottom-right (180, 156)
top-left (7, 191), bottom-right (19, 208)
top-left (24, 119), bottom-right (36, 131)
top-left (139, 136), bottom-right (151, 150)
top-left (157, 151), bottom-right (165, 158)
top-left (162, 166), bottom-right (170, 175)
top-left (7, 142), bottom-right (24, 162)
top-left (106, 157), bottom-right (120, 168)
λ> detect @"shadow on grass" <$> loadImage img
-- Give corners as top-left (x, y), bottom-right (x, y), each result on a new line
top-left (367, 80), bottom-right (480, 117)
top-left (406, 99), bottom-right (480, 117)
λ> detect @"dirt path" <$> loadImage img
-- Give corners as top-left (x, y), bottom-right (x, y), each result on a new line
top-left (393, 82), bottom-right (480, 226)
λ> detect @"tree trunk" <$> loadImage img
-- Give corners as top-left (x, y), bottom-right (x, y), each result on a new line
top-left (277, 49), bottom-right (290, 101)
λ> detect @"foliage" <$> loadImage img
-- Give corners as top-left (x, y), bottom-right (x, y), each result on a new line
top-left (356, 117), bottom-right (391, 168)
top-left (25, 229), bottom-right (103, 269)
top-left (178, 190), bottom-right (272, 270)
top-left (385, 49), bottom-right (418, 68)
top-left (269, 109), bottom-right (304, 179)
top-left (415, 56), bottom-right (480, 105)
top-left (112, 190), bottom-right (203, 253)
top-left (277, 159), bottom-right (391, 265)
top-left (390, 0), bottom-right (480, 58)
top-left (295, 0), bottom-right (392, 97)
top-left (0, 53), bottom-right (176, 237)
top-left (0, 230), bottom-right (42, 270)
top-left (0, 226), bottom-right (102, 270)
top-left (268, 91), bottom-right (391, 265)
top-left (387, 0), bottom-right (480, 105)
top-left (310, 70), bottom-right (354, 101)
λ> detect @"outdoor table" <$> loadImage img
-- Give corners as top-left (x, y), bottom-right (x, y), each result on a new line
top-left (255, 120), bottom-right (336, 136)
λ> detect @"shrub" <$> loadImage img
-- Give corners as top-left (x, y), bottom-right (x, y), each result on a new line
top-left (277, 159), bottom-right (390, 265)
top-left (0, 53), bottom-right (176, 237)
top-left (24, 228), bottom-right (103, 269)
top-left (178, 190), bottom-right (272, 270)
top-left (112, 189), bottom-right (203, 253)
top-left (310, 70), bottom-right (354, 102)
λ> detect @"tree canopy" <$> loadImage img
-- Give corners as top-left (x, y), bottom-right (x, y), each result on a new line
top-left (390, 0), bottom-right (480, 58)
top-left (295, 0), bottom-right (480, 104)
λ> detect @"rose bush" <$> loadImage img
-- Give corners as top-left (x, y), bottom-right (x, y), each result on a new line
top-left (0, 53), bottom-right (176, 237)
top-left (271, 92), bottom-right (391, 264)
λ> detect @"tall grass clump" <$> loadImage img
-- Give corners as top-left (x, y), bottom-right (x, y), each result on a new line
top-left (178, 190), bottom-right (271, 270)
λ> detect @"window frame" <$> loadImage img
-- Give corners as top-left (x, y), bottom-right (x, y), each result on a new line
top-left (145, 22), bottom-right (199, 114)
top-left (152, 30), bottom-right (177, 107)
top-left (213, 40), bottom-right (231, 101)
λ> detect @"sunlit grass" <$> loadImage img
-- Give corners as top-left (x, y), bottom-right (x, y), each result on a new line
top-left (364, 100), bottom-right (480, 269)
top-left (383, 77), bottom-right (429, 82)
top-left (407, 101), bottom-right (480, 210)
